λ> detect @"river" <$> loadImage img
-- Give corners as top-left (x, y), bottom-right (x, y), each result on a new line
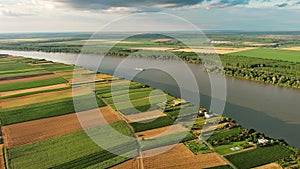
top-left (1, 49), bottom-right (299, 148)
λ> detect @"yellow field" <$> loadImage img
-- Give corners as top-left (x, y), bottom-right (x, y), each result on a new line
top-left (136, 124), bottom-right (188, 139)
top-left (1, 86), bottom-right (91, 108)
top-left (125, 110), bottom-right (166, 122)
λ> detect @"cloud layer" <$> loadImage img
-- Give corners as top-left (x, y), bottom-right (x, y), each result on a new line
top-left (1, 0), bottom-right (299, 17)
top-left (52, 0), bottom-right (300, 12)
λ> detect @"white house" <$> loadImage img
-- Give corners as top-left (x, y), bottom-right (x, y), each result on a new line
top-left (258, 138), bottom-right (269, 144)
top-left (204, 112), bottom-right (214, 119)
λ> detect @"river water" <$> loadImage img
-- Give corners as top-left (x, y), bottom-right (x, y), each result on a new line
top-left (1, 50), bottom-right (299, 147)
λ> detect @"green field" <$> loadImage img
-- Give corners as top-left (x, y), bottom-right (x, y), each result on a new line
top-left (102, 89), bottom-right (160, 104)
top-left (225, 145), bottom-right (294, 169)
top-left (96, 82), bottom-right (145, 95)
top-left (207, 128), bottom-right (243, 142)
top-left (117, 104), bottom-right (160, 115)
top-left (0, 57), bottom-right (50, 79)
top-left (0, 94), bottom-right (105, 125)
top-left (6, 121), bottom-right (136, 169)
top-left (99, 87), bottom-right (153, 98)
top-left (230, 48), bottom-right (300, 62)
top-left (0, 86), bottom-right (71, 99)
top-left (184, 141), bottom-right (213, 154)
top-left (141, 131), bottom-right (196, 151)
top-left (111, 95), bottom-right (167, 112)
top-left (213, 141), bottom-right (246, 155)
top-left (0, 77), bottom-right (67, 92)
top-left (0, 69), bottom-right (50, 79)
top-left (38, 63), bottom-right (75, 72)
top-left (130, 116), bottom-right (174, 132)
top-left (0, 62), bottom-right (33, 72)
top-left (191, 117), bottom-right (206, 130)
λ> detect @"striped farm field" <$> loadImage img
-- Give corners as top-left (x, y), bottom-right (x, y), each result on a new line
top-left (111, 95), bottom-right (168, 113)
top-left (130, 116), bottom-right (174, 132)
top-left (2, 106), bottom-right (121, 148)
top-left (5, 121), bottom-right (136, 169)
top-left (0, 69), bottom-right (50, 80)
top-left (0, 86), bottom-right (91, 108)
top-left (0, 83), bottom-right (70, 98)
top-left (252, 163), bottom-right (282, 169)
top-left (0, 94), bottom-right (106, 125)
top-left (0, 73), bottom-right (59, 85)
top-left (136, 124), bottom-right (188, 139)
top-left (225, 145), bottom-right (294, 169)
top-left (140, 131), bottom-right (196, 151)
top-left (95, 81), bottom-right (146, 95)
top-left (125, 110), bottom-right (166, 122)
top-left (70, 73), bottom-right (113, 84)
top-left (113, 144), bottom-right (228, 169)
top-left (0, 77), bottom-right (67, 92)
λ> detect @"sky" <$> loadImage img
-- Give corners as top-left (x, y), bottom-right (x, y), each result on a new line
top-left (0, 0), bottom-right (299, 33)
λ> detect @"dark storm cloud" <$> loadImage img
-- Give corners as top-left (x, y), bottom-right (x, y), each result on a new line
top-left (275, 3), bottom-right (288, 7)
top-left (55, 0), bottom-right (202, 10)
top-left (53, 0), bottom-right (253, 12)
top-left (214, 0), bottom-right (250, 7)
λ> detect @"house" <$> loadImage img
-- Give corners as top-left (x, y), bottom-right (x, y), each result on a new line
top-left (204, 112), bottom-right (214, 119)
top-left (258, 138), bottom-right (269, 144)
top-left (198, 109), bottom-right (206, 117)
top-left (172, 99), bottom-right (187, 106)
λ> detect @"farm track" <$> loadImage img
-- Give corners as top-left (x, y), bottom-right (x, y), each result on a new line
top-left (0, 145), bottom-right (4, 169)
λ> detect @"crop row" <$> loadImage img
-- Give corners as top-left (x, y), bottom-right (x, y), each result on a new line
top-left (6, 121), bottom-right (135, 169)
top-left (0, 94), bottom-right (106, 125)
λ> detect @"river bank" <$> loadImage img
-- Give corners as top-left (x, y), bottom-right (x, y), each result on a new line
top-left (0, 50), bottom-right (300, 148)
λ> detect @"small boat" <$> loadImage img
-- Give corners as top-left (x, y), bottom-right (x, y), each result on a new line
top-left (135, 68), bottom-right (145, 71)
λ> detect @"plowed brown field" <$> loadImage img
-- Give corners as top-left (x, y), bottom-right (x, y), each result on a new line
top-left (0, 145), bottom-right (4, 169)
top-left (2, 106), bottom-right (121, 148)
top-left (252, 163), bottom-right (282, 169)
top-left (112, 143), bottom-right (228, 169)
